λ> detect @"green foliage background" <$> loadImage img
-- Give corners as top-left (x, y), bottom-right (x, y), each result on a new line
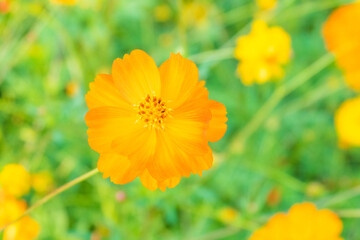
top-left (1, 0), bottom-right (360, 239)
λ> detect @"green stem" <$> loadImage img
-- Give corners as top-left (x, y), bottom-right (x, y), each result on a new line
top-left (223, 3), bottom-right (252, 25)
top-left (0, 168), bottom-right (99, 232)
top-left (177, 0), bottom-right (187, 56)
top-left (189, 47), bottom-right (234, 64)
top-left (336, 209), bottom-right (360, 218)
top-left (318, 186), bottom-right (360, 208)
top-left (187, 0), bottom-right (294, 63)
top-left (277, 0), bottom-right (353, 23)
top-left (229, 53), bottom-right (334, 154)
top-left (188, 0), bottom-right (340, 65)
top-left (281, 81), bottom-right (346, 115)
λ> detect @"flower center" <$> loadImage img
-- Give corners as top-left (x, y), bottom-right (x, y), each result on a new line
top-left (137, 94), bottom-right (169, 129)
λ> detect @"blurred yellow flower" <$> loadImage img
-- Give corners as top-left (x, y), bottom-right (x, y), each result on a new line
top-left (217, 207), bottom-right (238, 224)
top-left (335, 97), bottom-right (360, 148)
top-left (344, 71), bottom-right (360, 91)
top-left (154, 4), bottom-right (172, 22)
top-left (306, 182), bottom-right (326, 198)
top-left (235, 20), bottom-right (291, 85)
top-left (66, 81), bottom-right (79, 97)
top-left (3, 216), bottom-right (40, 240)
top-left (249, 202), bottom-right (343, 240)
top-left (323, 2), bottom-right (360, 91)
top-left (0, 164), bottom-right (31, 197)
top-left (0, 190), bottom-right (26, 227)
top-left (85, 50), bottom-right (227, 191)
top-left (50, 0), bottom-right (76, 5)
top-left (31, 171), bottom-right (54, 194)
top-left (256, 0), bottom-right (277, 10)
top-left (181, 2), bottom-right (210, 30)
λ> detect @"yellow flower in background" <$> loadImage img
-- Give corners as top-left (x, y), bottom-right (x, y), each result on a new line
top-left (306, 182), bottom-right (326, 198)
top-left (235, 20), bottom-right (291, 85)
top-left (66, 81), bottom-right (79, 97)
top-left (344, 71), bottom-right (360, 91)
top-left (50, 0), bottom-right (76, 5)
top-left (335, 97), bottom-right (360, 148)
top-left (154, 4), bottom-right (172, 22)
top-left (249, 202), bottom-right (343, 240)
top-left (0, 164), bottom-right (31, 197)
top-left (256, 0), bottom-right (277, 10)
top-left (0, 190), bottom-right (26, 227)
top-left (85, 50), bottom-right (227, 191)
top-left (323, 2), bottom-right (360, 91)
top-left (31, 171), bottom-right (54, 194)
top-left (217, 207), bottom-right (238, 224)
top-left (181, 2), bottom-right (211, 30)
top-left (3, 216), bottom-right (40, 240)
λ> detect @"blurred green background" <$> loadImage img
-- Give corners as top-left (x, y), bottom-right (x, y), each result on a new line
top-left (1, 0), bottom-right (360, 239)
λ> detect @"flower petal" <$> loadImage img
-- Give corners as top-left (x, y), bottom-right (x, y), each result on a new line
top-left (147, 127), bottom-right (210, 181)
top-left (158, 177), bottom-right (181, 192)
top-left (111, 127), bottom-right (157, 171)
top-left (112, 50), bottom-right (161, 104)
top-left (85, 106), bottom-right (137, 153)
top-left (207, 100), bottom-right (227, 142)
top-left (145, 79), bottom-right (212, 180)
top-left (85, 74), bottom-right (129, 110)
top-left (335, 97), bottom-right (360, 147)
top-left (163, 80), bottom-right (211, 157)
top-left (314, 210), bottom-right (343, 240)
top-left (288, 203), bottom-right (317, 238)
top-left (146, 131), bottom-right (187, 180)
top-left (159, 52), bottom-right (200, 108)
top-left (140, 169), bottom-right (181, 191)
top-left (193, 146), bottom-right (213, 176)
top-left (139, 169), bottom-right (158, 191)
top-left (97, 153), bottom-right (139, 185)
top-left (345, 71), bottom-right (360, 91)
top-left (266, 213), bottom-right (289, 237)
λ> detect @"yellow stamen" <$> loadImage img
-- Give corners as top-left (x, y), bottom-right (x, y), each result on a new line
top-left (137, 94), bottom-right (169, 129)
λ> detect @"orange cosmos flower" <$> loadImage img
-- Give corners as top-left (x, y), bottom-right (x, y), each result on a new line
top-left (3, 216), bottom-right (40, 240)
top-left (0, 190), bottom-right (26, 227)
top-left (0, 190), bottom-right (40, 239)
top-left (85, 50), bottom-right (227, 191)
top-left (249, 202), bottom-right (343, 240)
top-left (323, 2), bottom-right (360, 91)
